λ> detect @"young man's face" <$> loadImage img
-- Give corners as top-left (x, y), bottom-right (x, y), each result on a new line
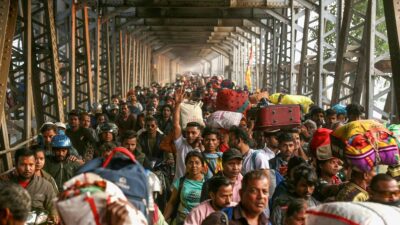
top-left (280, 141), bottom-right (295, 159)
top-left (370, 179), bottom-right (400, 204)
top-left (204, 134), bottom-right (220, 152)
top-left (68, 115), bottom-right (80, 128)
top-left (294, 178), bottom-right (315, 199)
top-left (42, 129), bottom-right (57, 145)
top-left (223, 159), bottom-right (242, 178)
top-left (146, 120), bottom-right (158, 134)
top-left (185, 126), bottom-right (201, 144)
top-left (210, 185), bottom-right (233, 210)
top-left (16, 156), bottom-right (35, 180)
top-left (162, 107), bottom-right (171, 118)
top-left (326, 114), bottom-right (337, 126)
top-left (122, 138), bottom-right (137, 153)
top-left (101, 132), bottom-right (113, 142)
top-left (121, 105), bottom-right (129, 115)
top-left (54, 148), bottom-right (68, 162)
top-left (81, 115), bottom-right (91, 128)
top-left (312, 113), bottom-right (325, 126)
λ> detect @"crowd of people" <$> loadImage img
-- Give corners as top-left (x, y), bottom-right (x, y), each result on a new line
top-left (1, 74), bottom-right (400, 225)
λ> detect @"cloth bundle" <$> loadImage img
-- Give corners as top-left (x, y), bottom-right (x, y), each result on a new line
top-left (331, 120), bottom-right (400, 172)
top-left (56, 173), bottom-right (148, 225)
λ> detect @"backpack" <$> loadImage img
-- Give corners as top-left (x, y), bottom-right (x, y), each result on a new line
top-left (77, 147), bottom-right (150, 219)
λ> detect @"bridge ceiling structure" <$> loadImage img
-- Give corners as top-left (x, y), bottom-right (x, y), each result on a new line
top-left (0, 0), bottom-right (400, 172)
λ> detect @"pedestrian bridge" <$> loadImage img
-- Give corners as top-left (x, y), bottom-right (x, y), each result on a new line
top-left (0, 0), bottom-right (400, 172)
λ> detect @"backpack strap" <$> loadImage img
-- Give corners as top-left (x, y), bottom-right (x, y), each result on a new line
top-left (222, 207), bottom-right (234, 220)
top-left (171, 176), bottom-right (186, 220)
top-left (251, 150), bottom-right (260, 170)
top-left (236, 100), bottom-right (250, 113)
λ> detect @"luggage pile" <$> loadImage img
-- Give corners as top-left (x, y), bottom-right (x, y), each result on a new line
top-left (331, 120), bottom-right (400, 172)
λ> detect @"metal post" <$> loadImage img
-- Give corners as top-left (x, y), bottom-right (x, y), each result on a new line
top-left (383, 0), bottom-right (400, 121)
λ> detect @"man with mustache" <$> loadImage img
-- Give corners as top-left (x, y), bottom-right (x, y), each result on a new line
top-left (1, 148), bottom-right (58, 223)
top-left (45, 134), bottom-right (82, 189)
top-left (368, 174), bottom-right (400, 207)
top-left (221, 170), bottom-right (271, 225)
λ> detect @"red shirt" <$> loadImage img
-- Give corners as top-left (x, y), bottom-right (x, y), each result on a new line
top-left (19, 180), bottom-right (30, 188)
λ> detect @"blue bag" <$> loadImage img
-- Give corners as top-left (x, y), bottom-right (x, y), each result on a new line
top-left (77, 147), bottom-right (149, 218)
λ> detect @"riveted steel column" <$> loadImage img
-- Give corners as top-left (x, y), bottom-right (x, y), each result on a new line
top-left (0, 0), bottom-right (17, 171)
top-left (383, 0), bottom-right (400, 121)
top-left (0, 0), bottom-right (17, 123)
top-left (30, 0), bottom-right (64, 123)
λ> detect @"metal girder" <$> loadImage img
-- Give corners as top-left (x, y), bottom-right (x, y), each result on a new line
top-left (99, 0), bottom-right (295, 8)
top-left (71, 3), bottom-right (94, 111)
top-left (384, 0), bottom-right (400, 121)
top-left (0, 0), bottom-right (17, 123)
top-left (97, 19), bottom-right (112, 103)
top-left (314, 0), bottom-right (340, 106)
top-left (236, 26), bottom-right (258, 40)
top-left (126, 8), bottom-right (271, 19)
top-left (210, 46), bottom-right (230, 58)
top-left (0, 0), bottom-right (17, 170)
top-left (31, 0), bottom-right (65, 124)
top-left (122, 18), bottom-right (247, 27)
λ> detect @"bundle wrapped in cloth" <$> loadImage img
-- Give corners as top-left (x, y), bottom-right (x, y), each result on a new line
top-left (268, 93), bottom-right (313, 113)
top-left (331, 120), bottom-right (400, 172)
top-left (56, 173), bottom-right (148, 225)
top-left (180, 100), bottom-right (205, 129)
top-left (216, 89), bottom-right (251, 115)
top-left (206, 111), bottom-right (243, 130)
top-left (306, 202), bottom-right (400, 225)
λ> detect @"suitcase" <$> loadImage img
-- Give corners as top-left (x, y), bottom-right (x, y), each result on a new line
top-left (254, 104), bottom-right (301, 131)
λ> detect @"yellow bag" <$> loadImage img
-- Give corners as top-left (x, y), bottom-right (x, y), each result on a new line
top-left (269, 93), bottom-right (313, 113)
top-left (332, 120), bottom-right (385, 140)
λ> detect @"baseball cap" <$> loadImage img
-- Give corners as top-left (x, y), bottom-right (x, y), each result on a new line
top-left (201, 211), bottom-right (228, 225)
top-left (222, 148), bottom-right (243, 163)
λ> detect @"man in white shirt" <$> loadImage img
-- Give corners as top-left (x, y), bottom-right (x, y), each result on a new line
top-left (228, 126), bottom-right (270, 175)
top-left (172, 88), bottom-right (203, 181)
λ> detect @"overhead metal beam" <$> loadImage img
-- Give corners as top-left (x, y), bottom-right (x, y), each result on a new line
top-left (98, 0), bottom-right (294, 8)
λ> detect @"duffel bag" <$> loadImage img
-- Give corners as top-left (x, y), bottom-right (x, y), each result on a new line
top-left (332, 120), bottom-right (384, 141)
top-left (180, 100), bottom-right (205, 129)
top-left (206, 111), bottom-right (243, 130)
top-left (216, 89), bottom-right (251, 114)
top-left (77, 147), bottom-right (149, 219)
top-left (57, 173), bottom-right (148, 225)
top-left (269, 93), bottom-right (313, 113)
top-left (306, 202), bottom-right (400, 225)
